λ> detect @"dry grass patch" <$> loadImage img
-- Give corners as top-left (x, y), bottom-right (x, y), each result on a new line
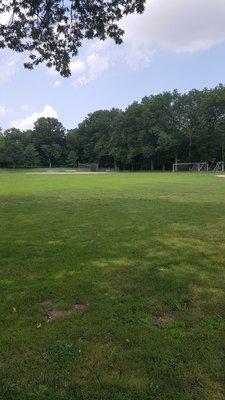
top-left (41, 300), bottom-right (87, 322)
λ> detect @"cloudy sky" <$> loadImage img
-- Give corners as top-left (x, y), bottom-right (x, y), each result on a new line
top-left (1, 0), bottom-right (225, 130)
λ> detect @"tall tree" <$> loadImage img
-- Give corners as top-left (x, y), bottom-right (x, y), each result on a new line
top-left (33, 117), bottom-right (65, 165)
top-left (180, 90), bottom-right (203, 162)
top-left (0, 130), bottom-right (5, 165)
top-left (67, 150), bottom-right (78, 168)
top-left (33, 117), bottom-right (65, 147)
top-left (41, 144), bottom-right (62, 168)
top-left (109, 111), bottom-right (127, 170)
top-left (24, 144), bottom-right (39, 167)
top-left (200, 85), bottom-right (225, 163)
top-left (2, 128), bottom-right (24, 168)
top-left (77, 109), bottom-right (121, 168)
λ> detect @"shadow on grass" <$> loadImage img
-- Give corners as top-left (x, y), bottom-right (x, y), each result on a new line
top-left (0, 197), bottom-right (225, 399)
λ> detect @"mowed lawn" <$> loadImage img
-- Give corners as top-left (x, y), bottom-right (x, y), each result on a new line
top-left (0, 171), bottom-right (225, 400)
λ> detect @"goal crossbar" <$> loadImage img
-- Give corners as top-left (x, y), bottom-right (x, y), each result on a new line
top-left (78, 162), bottom-right (98, 172)
top-left (172, 162), bottom-right (209, 172)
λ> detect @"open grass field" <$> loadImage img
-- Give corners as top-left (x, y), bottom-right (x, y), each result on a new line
top-left (0, 170), bottom-right (225, 400)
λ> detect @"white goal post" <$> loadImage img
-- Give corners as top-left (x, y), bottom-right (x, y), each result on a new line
top-left (172, 162), bottom-right (209, 172)
top-left (78, 163), bottom-right (98, 172)
top-left (211, 161), bottom-right (224, 172)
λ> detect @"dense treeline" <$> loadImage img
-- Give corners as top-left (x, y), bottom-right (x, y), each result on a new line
top-left (1, 85), bottom-right (225, 170)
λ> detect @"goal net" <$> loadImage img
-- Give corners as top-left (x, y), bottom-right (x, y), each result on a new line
top-left (172, 162), bottom-right (209, 172)
top-left (78, 163), bottom-right (98, 172)
top-left (210, 161), bottom-right (224, 172)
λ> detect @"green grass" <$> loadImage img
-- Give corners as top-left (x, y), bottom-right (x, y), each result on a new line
top-left (0, 170), bottom-right (225, 400)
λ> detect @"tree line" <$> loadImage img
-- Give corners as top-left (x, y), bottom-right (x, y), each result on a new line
top-left (1, 84), bottom-right (225, 171)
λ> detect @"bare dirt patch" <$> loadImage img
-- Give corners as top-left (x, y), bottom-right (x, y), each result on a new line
top-left (41, 300), bottom-right (87, 322)
top-left (216, 175), bottom-right (225, 178)
top-left (155, 313), bottom-right (177, 327)
top-left (79, 367), bottom-right (89, 379)
top-left (26, 171), bottom-right (107, 175)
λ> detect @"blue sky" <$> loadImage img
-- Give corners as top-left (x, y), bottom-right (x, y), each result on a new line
top-left (1, 0), bottom-right (225, 130)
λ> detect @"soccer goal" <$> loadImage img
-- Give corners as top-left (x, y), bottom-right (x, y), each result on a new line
top-left (172, 162), bottom-right (209, 172)
top-left (210, 161), bottom-right (224, 173)
top-left (78, 163), bottom-right (98, 172)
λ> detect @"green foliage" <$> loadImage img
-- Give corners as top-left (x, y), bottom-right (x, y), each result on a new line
top-left (41, 144), bottom-right (62, 167)
top-left (0, 0), bottom-right (146, 76)
top-left (24, 144), bottom-right (39, 167)
top-left (1, 85), bottom-right (225, 170)
top-left (3, 128), bottom-right (24, 168)
top-left (0, 132), bottom-right (5, 152)
top-left (67, 150), bottom-right (78, 167)
top-left (33, 118), bottom-right (65, 148)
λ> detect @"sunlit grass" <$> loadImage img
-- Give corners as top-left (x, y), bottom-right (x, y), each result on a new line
top-left (0, 171), bottom-right (225, 399)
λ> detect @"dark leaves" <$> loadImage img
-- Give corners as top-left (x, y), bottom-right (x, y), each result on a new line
top-left (0, 0), bottom-right (146, 76)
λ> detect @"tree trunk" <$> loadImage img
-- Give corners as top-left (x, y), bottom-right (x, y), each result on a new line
top-left (188, 131), bottom-right (192, 163)
top-left (163, 163), bottom-right (165, 171)
top-left (114, 158), bottom-right (117, 171)
top-left (48, 157), bottom-right (51, 168)
top-left (222, 142), bottom-right (225, 164)
top-left (151, 158), bottom-right (154, 171)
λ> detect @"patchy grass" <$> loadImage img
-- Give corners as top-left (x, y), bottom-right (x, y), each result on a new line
top-left (0, 170), bottom-right (225, 399)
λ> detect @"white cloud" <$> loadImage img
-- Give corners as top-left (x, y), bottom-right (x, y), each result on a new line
top-left (122, 0), bottom-right (225, 57)
top-left (0, 105), bottom-right (7, 117)
top-left (0, 53), bottom-right (19, 85)
top-left (70, 59), bottom-right (86, 74)
top-left (3, 0), bottom-right (224, 87)
top-left (72, 51), bottom-right (109, 88)
top-left (11, 105), bottom-right (58, 130)
top-left (0, 10), bottom-right (11, 25)
top-left (53, 80), bottom-right (61, 88)
top-left (71, 0), bottom-right (225, 85)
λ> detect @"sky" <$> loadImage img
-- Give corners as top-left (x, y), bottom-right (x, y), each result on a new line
top-left (1, 0), bottom-right (225, 131)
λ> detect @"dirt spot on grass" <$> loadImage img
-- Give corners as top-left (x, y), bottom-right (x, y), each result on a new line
top-left (79, 367), bottom-right (89, 379)
top-left (41, 300), bottom-right (87, 322)
top-left (155, 313), bottom-right (177, 327)
top-left (159, 196), bottom-right (177, 200)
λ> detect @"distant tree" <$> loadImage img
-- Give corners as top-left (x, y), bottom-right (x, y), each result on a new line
top-left (24, 144), bottom-right (39, 167)
top-left (3, 141), bottom-right (24, 168)
top-left (0, 0), bottom-right (146, 76)
top-left (33, 118), bottom-right (65, 147)
top-left (0, 131), bottom-right (5, 165)
top-left (67, 150), bottom-right (78, 167)
top-left (3, 128), bottom-right (24, 168)
top-left (156, 130), bottom-right (175, 171)
top-left (66, 128), bottom-right (83, 162)
top-left (216, 121), bottom-right (225, 164)
top-left (109, 111), bottom-right (127, 170)
top-left (33, 117), bottom-right (65, 165)
top-left (21, 130), bottom-right (33, 146)
top-left (77, 109), bottom-right (121, 168)
top-left (179, 90), bottom-right (203, 162)
top-left (200, 85), bottom-right (225, 163)
top-left (1, 85), bottom-right (225, 171)
top-left (41, 144), bottom-right (62, 168)
top-left (0, 130), bottom-right (4, 150)
top-left (121, 102), bottom-right (144, 170)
